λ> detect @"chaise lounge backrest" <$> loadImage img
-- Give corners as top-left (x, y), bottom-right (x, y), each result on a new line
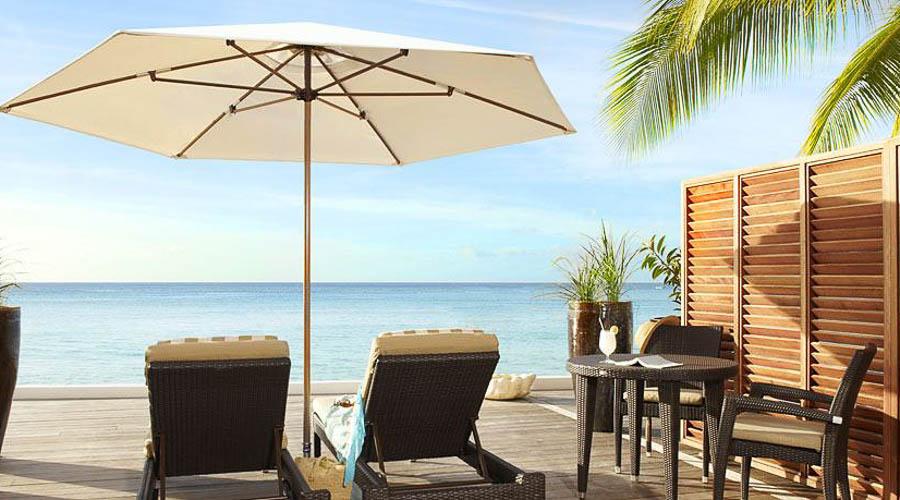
top-left (360, 329), bottom-right (500, 462)
top-left (145, 336), bottom-right (291, 477)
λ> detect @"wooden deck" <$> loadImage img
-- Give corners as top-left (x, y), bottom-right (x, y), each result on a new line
top-left (0, 390), bottom-right (817, 499)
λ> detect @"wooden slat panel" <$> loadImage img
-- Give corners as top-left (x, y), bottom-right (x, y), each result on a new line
top-left (808, 154), bottom-right (886, 495)
top-left (739, 169), bottom-right (805, 396)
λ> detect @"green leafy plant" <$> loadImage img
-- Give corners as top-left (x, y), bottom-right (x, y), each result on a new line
top-left (593, 222), bottom-right (640, 303)
top-left (551, 242), bottom-right (602, 304)
top-left (602, 0), bottom-right (895, 159)
top-left (0, 251), bottom-right (18, 306)
top-left (641, 235), bottom-right (682, 309)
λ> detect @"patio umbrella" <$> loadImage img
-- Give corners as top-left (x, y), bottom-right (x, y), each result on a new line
top-left (0, 22), bottom-right (574, 455)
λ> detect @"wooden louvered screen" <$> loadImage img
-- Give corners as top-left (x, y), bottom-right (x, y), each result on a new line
top-left (683, 180), bottom-right (736, 358)
top-left (739, 168), bottom-right (808, 480)
top-left (682, 142), bottom-right (899, 499)
top-left (808, 154), bottom-right (886, 497)
top-left (740, 168), bottom-right (804, 392)
top-left (682, 180), bottom-right (737, 448)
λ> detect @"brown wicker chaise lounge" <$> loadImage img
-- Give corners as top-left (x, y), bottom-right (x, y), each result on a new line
top-left (612, 324), bottom-right (723, 481)
top-left (136, 336), bottom-right (330, 500)
top-left (712, 343), bottom-right (877, 500)
top-left (312, 328), bottom-right (545, 499)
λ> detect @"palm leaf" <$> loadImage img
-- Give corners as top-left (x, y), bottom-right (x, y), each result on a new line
top-left (804, 4), bottom-right (900, 153)
top-left (603, 0), bottom-right (872, 160)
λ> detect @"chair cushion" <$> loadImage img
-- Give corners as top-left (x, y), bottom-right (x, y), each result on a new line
top-left (624, 387), bottom-right (705, 406)
top-left (146, 335), bottom-right (289, 363)
top-left (732, 412), bottom-right (826, 452)
top-left (360, 328), bottom-right (499, 398)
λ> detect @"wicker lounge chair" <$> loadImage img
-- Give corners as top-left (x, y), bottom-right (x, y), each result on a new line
top-left (712, 343), bottom-right (877, 500)
top-left (137, 336), bottom-right (330, 500)
top-left (312, 328), bottom-right (545, 499)
top-left (612, 324), bottom-right (723, 481)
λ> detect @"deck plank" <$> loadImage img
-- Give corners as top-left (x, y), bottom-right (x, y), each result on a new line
top-left (0, 391), bottom-right (816, 499)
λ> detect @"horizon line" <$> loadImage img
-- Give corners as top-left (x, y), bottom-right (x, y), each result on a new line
top-left (14, 280), bottom-right (665, 285)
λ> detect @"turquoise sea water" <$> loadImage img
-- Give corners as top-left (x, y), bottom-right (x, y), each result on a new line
top-left (10, 283), bottom-right (676, 385)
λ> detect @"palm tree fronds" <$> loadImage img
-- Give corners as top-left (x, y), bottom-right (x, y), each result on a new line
top-left (804, 4), bottom-right (900, 153)
top-left (603, 0), bottom-right (873, 160)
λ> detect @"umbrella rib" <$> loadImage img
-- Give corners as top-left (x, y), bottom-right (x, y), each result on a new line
top-left (0, 45), bottom-right (299, 112)
top-left (227, 40), bottom-right (302, 90)
top-left (319, 91), bottom-right (451, 97)
top-left (232, 96), bottom-right (296, 114)
top-left (314, 50), bottom-right (408, 93)
top-left (149, 74), bottom-right (296, 96)
top-left (316, 97), bottom-right (364, 119)
top-left (175, 50), bottom-right (303, 158)
top-left (314, 51), bottom-right (401, 165)
top-left (317, 47), bottom-right (571, 133)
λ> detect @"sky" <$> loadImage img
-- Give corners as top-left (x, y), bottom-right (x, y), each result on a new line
top-left (0, 0), bottom-right (889, 282)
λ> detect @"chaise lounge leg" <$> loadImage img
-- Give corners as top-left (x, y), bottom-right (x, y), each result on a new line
top-left (740, 457), bottom-right (751, 500)
top-left (313, 433), bottom-right (321, 458)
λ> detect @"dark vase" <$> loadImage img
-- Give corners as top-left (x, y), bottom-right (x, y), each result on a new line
top-left (593, 301), bottom-right (633, 432)
top-left (567, 302), bottom-right (601, 389)
top-left (0, 306), bottom-right (20, 457)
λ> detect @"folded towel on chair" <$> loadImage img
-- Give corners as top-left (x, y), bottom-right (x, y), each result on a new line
top-left (316, 391), bottom-right (366, 486)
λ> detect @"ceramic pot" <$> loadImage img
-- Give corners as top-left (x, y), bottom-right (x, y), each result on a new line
top-left (567, 302), bottom-right (601, 389)
top-left (0, 306), bottom-right (20, 457)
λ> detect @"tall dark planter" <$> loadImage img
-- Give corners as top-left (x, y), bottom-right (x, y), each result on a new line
top-left (593, 301), bottom-right (633, 432)
top-left (0, 306), bottom-right (20, 457)
top-left (567, 302), bottom-right (601, 389)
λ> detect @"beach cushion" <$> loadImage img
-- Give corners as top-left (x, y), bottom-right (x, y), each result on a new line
top-left (360, 328), bottom-right (499, 398)
top-left (625, 387), bottom-right (705, 406)
top-left (145, 335), bottom-right (289, 363)
top-left (732, 413), bottom-right (826, 451)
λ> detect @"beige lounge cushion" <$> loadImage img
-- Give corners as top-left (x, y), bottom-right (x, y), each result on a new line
top-left (732, 412), bottom-right (826, 452)
top-left (625, 387), bottom-right (704, 406)
top-left (146, 335), bottom-right (289, 363)
top-left (361, 328), bottom-right (499, 398)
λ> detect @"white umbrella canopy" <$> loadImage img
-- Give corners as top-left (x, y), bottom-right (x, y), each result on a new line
top-left (0, 22), bottom-right (574, 455)
top-left (1, 22), bottom-right (573, 163)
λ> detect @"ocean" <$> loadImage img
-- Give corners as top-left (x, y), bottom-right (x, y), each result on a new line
top-left (9, 282), bottom-right (677, 385)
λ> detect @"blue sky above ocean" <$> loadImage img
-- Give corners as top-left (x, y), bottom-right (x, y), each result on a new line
top-left (0, 1), bottom-right (886, 282)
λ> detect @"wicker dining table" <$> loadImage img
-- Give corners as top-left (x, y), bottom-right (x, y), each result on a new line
top-left (567, 354), bottom-right (738, 500)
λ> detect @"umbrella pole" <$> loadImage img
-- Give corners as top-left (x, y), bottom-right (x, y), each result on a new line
top-left (302, 46), bottom-right (313, 457)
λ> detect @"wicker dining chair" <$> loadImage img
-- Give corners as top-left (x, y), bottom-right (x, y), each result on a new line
top-left (712, 344), bottom-right (877, 500)
top-left (612, 324), bottom-right (723, 482)
top-left (137, 336), bottom-right (330, 500)
top-left (312, 328), bottom-right (545, 499)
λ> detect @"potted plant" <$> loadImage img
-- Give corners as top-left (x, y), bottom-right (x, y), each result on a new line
top-left (591, 222), bottom-right (640, 431)
top-left (0, 252), bottom-right (19, 457)
top-left (552, 244), bottom-right (602, 389)
top-left (635, 235), bottom-right (682, 352)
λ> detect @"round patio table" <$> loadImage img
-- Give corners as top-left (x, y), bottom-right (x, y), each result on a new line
top-left (567, 354), bottom-right (737, 500)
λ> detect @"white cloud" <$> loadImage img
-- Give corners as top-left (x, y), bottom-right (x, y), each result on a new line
top-left (414, 0), bottom-right (639, 32)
